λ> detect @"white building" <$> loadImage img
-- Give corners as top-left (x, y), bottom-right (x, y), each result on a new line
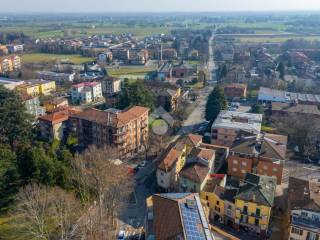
top-left (0, 77), bottom-right (25, 90)
top-left (37, 71), bottom-right (76, 83)
top-left (102, 78), bottom-right (121, 96)
top-left (211, 111), bottom-right (263, 147)
top-left (70, 81), bottom-right (102, 104)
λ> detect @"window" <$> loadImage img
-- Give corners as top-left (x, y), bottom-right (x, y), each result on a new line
top-left (233, 160), bottom-right (238, 164)
top-left (161, 172), bottom-right (163, 176)
top-left (206, 196), bottom-right (209, 201)
top-left (241, 169), bottom-right (246, 174)
top-left (242, 162), bottom-right (247, 166)
top-left (263, 165), bottom-right (268, 170)
top-left (232, 167), bottom-right (237, 172)
top-left (291, 227), bottom-right (303, 235)
top-left (216, 201), bottom-right (220, 205)
top-left (256, 208), bottom-right (261, 216)
top-left (254, 218), bottom-right (259, 226)
top-left (243, 206), bottom-right (248, 214)
top-left (273, 167), bottom-right (278, 172)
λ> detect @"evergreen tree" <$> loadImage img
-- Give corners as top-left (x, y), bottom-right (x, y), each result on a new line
top-left (0, 85), bottom-right (33, 148)
top-left (277, 62), bottom-right (285, 80)
top-left (205, 86), bottom-right (227, 122)
top-left (118, 80), bottom-right (155, 110)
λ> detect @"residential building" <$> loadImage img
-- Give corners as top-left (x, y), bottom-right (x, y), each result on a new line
top-left (37, 71), bottom-right (76, 83)
top-left (0, 77), bottom-right (25, 90)
top-left (228, 133), bottom-right (287, 184)
top-left (145, 193), bottom-right (213, 240)
top-left (162, 48), bottom-right (178, 60)
top-left (157, 134), bottom-right (229, 192)
top-left (0, 45), bottom-right (9, 55)
top-left (71, 106), bottom-right (149, 159)
top-left (172, 63), bottom-right (198, 79)
top-left (43, 97), bottom-right (69, 113)
top-left (211, 111), bottom-right (263, 147)
top-left (179, 147), bottom-right (215, 193)
top-left (70, 81), bottom-right (103, 104)
top-left (288, 177), bottom-right (320, 240)
top-left (111, 48), bottom-right (130, 61)
top-left (157, 62), bottom-right (172, 81)
top-left (235, 173), bottom-right (276, 238)
top-left (7, 44), bottom-right (24, 53)
top-left (200, 177), bottom-right (238, 227)
top-left (20, 93), bottom-right (45, 118)
top-left (17, 80), bottom-right (56, 96)
top-left (0, 55), bottom-right (21, 74)
top-left (258, 87), bottom-right (320, 106)
top-left (38, 107), bottom-right (81, 141)
top-left (156, 134), bottom-right (203, 192)
top-left (223, 83), bottom-right (247, 100)
top-left (145, 81), bottom-right (181, 111)
top-left (101, 77), bottom-right (122, 96)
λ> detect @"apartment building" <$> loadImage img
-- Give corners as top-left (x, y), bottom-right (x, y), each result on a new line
top-left (211, 111), bottom-right (263, 147)
top-left (17, 80), bottom-right (56, 96)
top-left (37, 71), bottom-right (76, 83)
top-left (0, 77), bottom-right (25, 90)
top-left (38, 107), bottom-right (81, 141)
top-left (7, 44), bottom-right (24, 53)
top-left (223, 83), bottom-right (247, 100)
top-left (201, 173), bottom-right (276, 239)
top-left (0, 55), bottom-right (21, 74)
top-left (101, 77), bottom-right (122, 96)
top-left (20, 93), bottom-right (45, 118)
top-left (70, 81), bottom-right (103, 104)
top-left (228, 133), bottom-right (287, 184)
top-left (43, 97), bottom-right (69, 113)
top-left (288, 177), bottom-right (320, 240)
top-left (71, 106), bottom-right (149, 159)
top-left (235, 174), bottom-right (276, 239)
top-left (145, 193), bottom-right (213, 240)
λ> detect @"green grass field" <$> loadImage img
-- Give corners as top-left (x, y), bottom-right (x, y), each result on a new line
top-left (1, 25), bottom-right (173, 39)
top-left (237, 36), bottom-right (320, 43)
top-left (106, 66), bottom-right (156, 76)
top-left (21, 53), bottom-right (94, 64)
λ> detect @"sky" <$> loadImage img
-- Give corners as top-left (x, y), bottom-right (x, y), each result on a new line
top-left (1, 0), bottom-right (320, 13)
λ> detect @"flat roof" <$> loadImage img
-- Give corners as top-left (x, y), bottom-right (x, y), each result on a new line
top-left (259, 87), bottom-right (320, 104)
top-left (212, 110), bottom-right (262, 134)
top-left (0, 77), bottom-right (24, 84)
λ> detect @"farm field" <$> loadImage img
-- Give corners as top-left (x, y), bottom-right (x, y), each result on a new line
top-left (237, 35), bottom-right (320, 43)
top-left (21, 53), bottom-right (94, 64)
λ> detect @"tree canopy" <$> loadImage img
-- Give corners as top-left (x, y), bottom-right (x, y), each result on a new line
top-left (0, 85), bottom-right (33, 148)
top-left (205, 86), bottom-right (227, 122)
top-left (118, 80), bottom-right (155, 111)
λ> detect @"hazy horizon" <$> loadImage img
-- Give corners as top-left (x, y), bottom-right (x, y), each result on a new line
top-left (2, 0), bottom-right (320, 13)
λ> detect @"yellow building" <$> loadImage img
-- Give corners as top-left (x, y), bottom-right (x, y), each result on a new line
top-left (0, 55), bottom-right (21, 74)
top-left (36, 80), bottom-right (56, 95)
top-left (17, 80), bottom-right (56, 97)
top-left (43, 97), bottom-right (68, 112)
top-left (234, 174), bottom-right (276, 239)
top-left (17, 83), bottom-right (40, 96)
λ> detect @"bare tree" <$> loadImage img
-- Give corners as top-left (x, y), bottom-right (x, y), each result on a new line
top-left (274, 115), bottom-right (320, 157)
top-left (13, 184), bottom-right (51, 240)
top-left (72, 146), bottom-right (133, 239)
top-left (11, 184), bottom-right (81, 240)
top-left (51, 187), bottom-right (81, 240)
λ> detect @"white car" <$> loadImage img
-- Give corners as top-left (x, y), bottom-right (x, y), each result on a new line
top-left (118, 230), bottom-right (125, 240)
